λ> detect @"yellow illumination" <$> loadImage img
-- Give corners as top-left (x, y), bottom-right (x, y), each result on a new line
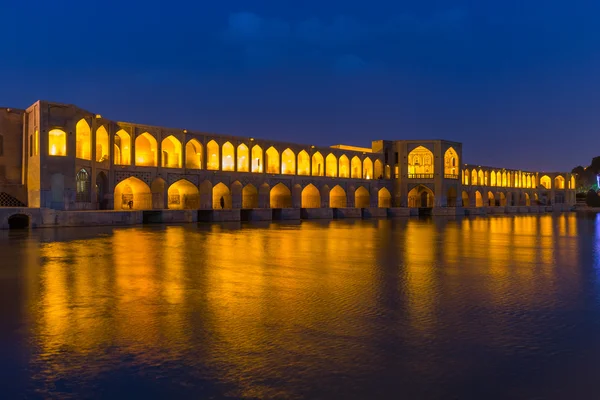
top-left (297, 150), bottom-right (310, 176)
top-left (444, 147), bottom-right (459, 176)
top-left (135, 133), bottom-right (158, 166)
top-left (311, 152), bottom-right (324, 176)
top-left (339, 155), bottom-right (350, 178)
top-left (222, 142), bottom-right (235, 171)
top-left (237, 144), bottom-right (249, 172)
top-left (185, 139), bottom-right (203, 169)
top-left (48, 129), bottom-right (67, 156)
top-left (207, 140), bottom-right (219, 170)
top-left (281, 148), bottom-right (295, 175)
top-left (251, 145), bottom-right (263, 173)
top-left (266, 147), bottom-right (279, 174)
top-left (162, 135), bottom-right (182, 168)
top-left (408, 146), bottom-right (434, 176)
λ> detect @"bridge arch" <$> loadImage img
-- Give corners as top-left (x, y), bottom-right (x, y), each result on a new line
top-left (266, 147), bottom-right (279, 174)
top-left (408, 146), bottom-right (434, 176)
top-left (355, 186), bottom-right (370, 208)
top-left (330, 185), bottom-right (347, 208)
top-left (237, 143), bottom-right (249, 172)
top-left (312, 152), bottom-right (324, 176)
top-left (167, 179), bottom-right (199, 209)
top-left (252, 144), bottom-right (263, 173)
top-left (162, 135), bottom-right (182, 168)
top-left (114, 129), bottom-right (130, 165)
top-left (270, 183), bottom-right (292, 208)
top-left (326, 154), bottom-right (338, 177)
top-left (76, 119), bottom-right (91, 160)
top-left (408, 185), bottom-right (434, 208)
top-left (135, 132), bottom-right (158, 166)
top-left (95, 125), bottom-right (109, 162)
top-left (444, 147), bottom-right (458, 176)
top-left (462, 191), bottom-right (470, 207)
top-left (185, 139), bottom-right (203, 169)
top-left (242, 184), bottom-right (258, 208)
top-left (114, 177), bottom-right (151, 210)
top-left (378, 187), bottom-right (392, 208)
top-left (297, 150), bottom-right (310, 176)
top-left (281, 148), bottom-right (295, 175)
top-left (540, 175), bottom-right (551, 189)
top-left (213, 182), bottom-right (231, 209)
top-left (301, 184), bottom-right (321, 208)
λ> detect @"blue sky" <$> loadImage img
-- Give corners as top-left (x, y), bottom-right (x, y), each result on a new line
top-left (2, 0), bottom-right (599, 171)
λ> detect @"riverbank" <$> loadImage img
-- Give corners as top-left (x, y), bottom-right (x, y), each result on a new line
top-left (0, 204), bottom-right (575, 229)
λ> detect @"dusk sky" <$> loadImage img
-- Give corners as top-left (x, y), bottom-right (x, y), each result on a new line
top-left (2, 1), bottom-right (599, 171)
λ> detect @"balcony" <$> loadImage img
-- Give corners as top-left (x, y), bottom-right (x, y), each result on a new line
top-left (444, 174), bottom-right (459, 179)
top-left (408, 173), bottom-right (434, 179)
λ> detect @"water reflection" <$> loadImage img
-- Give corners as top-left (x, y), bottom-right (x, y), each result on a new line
top-left (3, 214), bottom-right (597, 398)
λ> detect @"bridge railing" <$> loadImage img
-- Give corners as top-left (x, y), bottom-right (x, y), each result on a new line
top-left (408, 174), bottom-right (434, 179)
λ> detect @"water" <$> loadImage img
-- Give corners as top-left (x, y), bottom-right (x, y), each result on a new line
top-left (1, 214), bottom-right (600, 399)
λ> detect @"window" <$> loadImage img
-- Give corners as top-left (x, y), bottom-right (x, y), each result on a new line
top-left (48, 129), bottom-right (67, 156)
top-left (76, 169), bottom-right (90, 202)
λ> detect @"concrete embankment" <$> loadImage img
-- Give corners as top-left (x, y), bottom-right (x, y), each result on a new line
top-left (0, 205), bottom-right (574, 229)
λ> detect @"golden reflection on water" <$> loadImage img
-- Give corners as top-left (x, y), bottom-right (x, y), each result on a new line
top-left (26, 214), bottom-right (583, 398)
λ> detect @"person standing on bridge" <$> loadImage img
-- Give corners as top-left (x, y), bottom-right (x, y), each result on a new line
top-left (220, 196), bottom-right (225, 209)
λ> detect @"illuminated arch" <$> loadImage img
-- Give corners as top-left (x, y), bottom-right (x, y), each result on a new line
top-left (281, 148), bottom-right (295, 175)
top-left (524, 193), bottom-right (531, 206)
top-left (222, 141), bottom-right (234, 171)
top-left (351, 156), bottom-right (362, 179)
top-left (497, 192), bottom-right (506, 206)
top-left (526, 174), bottom-right (531, 188)
top-left (213, 182), bottom-right (231, 209)
top-left (297, 150), bottom-right (310, 176)
top-left (301, 184), bottom-right (321, 208)
top-left (135, 133), bottom-right (158, 166)
top-left (484, 171), bottom-right (488, 186)
top-left (478, 170), bottom-right (484, 186)
top-left (363, 157), bottom-right (373, 179)
top-left (408, 146), bottom-right (434, 176)
top-left (374, 160), bottom-right (383, 179)
top-left (490, 170), bottom-right (496, 186)
top-left (540, 175), bottom-right (551, 189)
top-left (339, 155), bottom-right (350, 178)
top-left (312, 151), bottom-right (324, 176)
top-left (76, 119), bottom-right (91, 160)
top-left (251, 144), bottom-right (263, 173)
top-left (487, 191), bottom-right (495, 206)
top-left (330, 185), bottom-right (347, 208)
top-left (408, 185), bottom-right (434, 207)
top-left (385, 165), bottom-right (391, 179)
top-left (185, 139), bottom-right (203, 169)
top-left (242, 184), bottom-right (258, 208)
top-left (355, 186), bottom-right (370, 208)
top-left (444, 147), bottom-right (458, 176)
top-left (95, 126), bottom-right (109, 162)
top-left (237, 143), bottom-right (249, 172)
top-left (501, 171), bottom-right (507, 187)
top-left (471, 170), bottom-right (478, 185)
top-left (114, 129), bottom-right (130, 165)
top-left (463, 169), bottom-right (469, 185)
top-left (461, 191), bottom-right (470, 207)
top-left (48, 129), bottom-right (67, 156)
top-left (206, 140), bottom-right (219, 170)
top-left (161, 135), bottom-right (182, 168)
top-left (270, 183), bottom-right (292, 208)
top-left (475, 191), bottom-right (483, 207)
top-left (326, 154), bottom-right (338, 177)
top-left (114, 177), bottom-right (151, 210)
top-left (167, 179), bottom-right (199, 209)
top-left (531, 175), bottom-right (537, 188)
top-left (570, 175), bottom-right (576, 189)
top-left (378, 187), bottom-right (392, 208)
top-left (266, 147), bottom-right (279, 174)
top-left (554, 175), bottom-right (565, 189)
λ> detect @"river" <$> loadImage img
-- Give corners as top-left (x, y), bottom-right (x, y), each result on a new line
top-left (1, 214), bottom-right (599, 399)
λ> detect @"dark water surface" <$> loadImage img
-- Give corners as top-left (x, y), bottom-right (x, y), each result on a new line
top-left (1, 214), bottom-right (600, 399)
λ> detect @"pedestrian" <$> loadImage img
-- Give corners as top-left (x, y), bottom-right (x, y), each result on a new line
top-left (220, 196), bottom-right (225, 209)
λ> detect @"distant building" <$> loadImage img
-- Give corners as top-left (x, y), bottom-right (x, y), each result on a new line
top-left (0, 101), bottom-right (576, 212)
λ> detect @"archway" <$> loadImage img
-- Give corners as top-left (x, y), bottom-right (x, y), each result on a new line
top-left (490, 170), bottom-right (496, 186)
top-left (168, 179), bottom-right (199, 209)
top-left (378, 187), bottom-right (392, 208)
top-left (281, 148), bottom-right (295, 175)
top-left (540, 175), bottom-right (551, 189)
top-left (95, 126), bottom-right (109, 162)
top-left (237, 143), bottom-right (249, 172)
top-left (161, 135), bottom-right (182, 168)
top-left (478, 170), bottom-right (484, 186)
top-left (351, 156), bottom-right (362, 179)
top-left (355, 186), bottom-right (370, 208)
top-left (408, 146), bottom-right (434, 177)
top-left (447, 187), bottom-right (457, 207)
top-left (213, 182), bottom-right (232, 209)
top-left (114, 129), bottom-right (130, 165)
top-left (525, 193), bottom-right (531, 206)
top-left (207, 140), bottom-right (219, 170)
top-left (374, 160), bottom-right (383, 179)
top-left (326, 154), bottom-right (338, 177)
top-left (251, 145), bottom-right (263, 173)
top-left (8, 214), bottom-right (29, 229)
top-left (363, 157), bottom-right (373, 179)
top-left (222, 142), bottom-right (235, 171)
top-left (242, 184), bottom-right (258, 208)
top-left (554, 176), bottom-right (565, 189)
top-left (135, 133), bottom-right (158, 166)
top-left (297, 150), bottom-right (310, 176)
top-left (462, 191), bottom-right (470, 207)
top-left (385, 165), bottom-right (391, 179)
top-left (330, 185), bottom-right (347, 208)
top-left (96, 171), bottom-right (108, 209)
top-left (76, 169), bottom-right (91, 203)
top-left (199, 180), bottom-right (213, 209)
top-left (497, 192), bottom-right (506, 206)
top-left (76, 119), bottom-right (91, 160)
top-left (408, 185), bottom-right (434, 207)
top-left (185, 139), bottom-right (203, 169)
top-left (270, 183), bottom-right (292, 208)
top-left (312, 152), bottom-right (324, 176)
top-left (266, 147), bottom-right (279, 174)
top-left (475, 191), bottom-right (483, 207)
top-left (114, 177), bottom-right (152, 210)
top-left (301, 184), bottom-right (321, 208)
top-left (488, 191), bottom-right (495, 206)
top-left (49, 129), bottom-right (67, 157)
top-left (471, 170), bottom-right (478, 186)
top-left (444, 147), bottom-right (458, 177)
top-left (339, 155), bottom-right (350, 178)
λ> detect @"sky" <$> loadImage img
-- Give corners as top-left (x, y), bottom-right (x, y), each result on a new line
top-left (1, 0), bottom-right (599, 171)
